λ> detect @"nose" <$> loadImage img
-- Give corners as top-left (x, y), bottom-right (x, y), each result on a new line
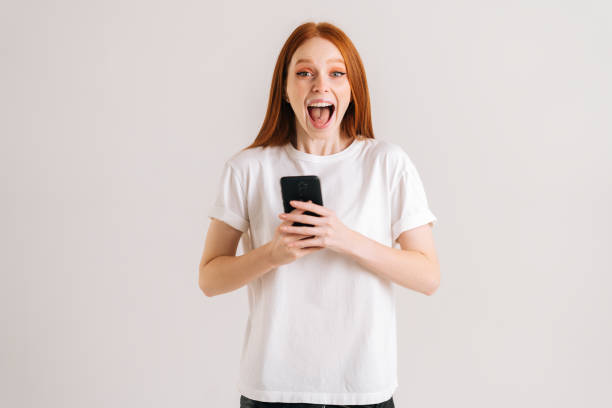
top-left (312, 74), bottom-right (330, 94)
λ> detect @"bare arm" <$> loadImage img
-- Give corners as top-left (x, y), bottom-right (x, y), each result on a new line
top-left (199, 219), bottom-right (276, 297)
top-left (280, 200), bottom-right (440, 296)
top-left (343, 222), bottom-right (440, 296)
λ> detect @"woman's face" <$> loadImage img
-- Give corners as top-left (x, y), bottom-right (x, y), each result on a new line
top-left (285, 37), bottom-right (351, 139)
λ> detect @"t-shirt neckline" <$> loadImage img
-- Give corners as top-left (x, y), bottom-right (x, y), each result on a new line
top-left (284, 137), bottom-right (362, 162)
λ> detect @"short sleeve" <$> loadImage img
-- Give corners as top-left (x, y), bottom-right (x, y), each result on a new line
top-left (390, 155), bottom-right (437, 243)
top-left (208, 160), bottom-right (249, 233)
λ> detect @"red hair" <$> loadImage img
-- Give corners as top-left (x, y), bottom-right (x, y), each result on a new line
top-left (243, 21), bottom-right (375, 151)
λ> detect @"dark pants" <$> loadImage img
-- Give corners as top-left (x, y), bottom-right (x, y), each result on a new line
top-left (240, 394), bottom-right (395, 408)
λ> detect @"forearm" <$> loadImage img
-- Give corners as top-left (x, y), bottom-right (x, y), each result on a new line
top-left (343, 230), bottom-right (439, 295)
top-left (199, 243), bottom-right (276, 297)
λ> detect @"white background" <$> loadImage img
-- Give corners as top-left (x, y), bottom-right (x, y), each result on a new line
top-left (1, 0), bottom-right (610, 407)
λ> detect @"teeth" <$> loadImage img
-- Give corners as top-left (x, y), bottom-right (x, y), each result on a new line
top-left (307, 102), bottom-right (333, 108)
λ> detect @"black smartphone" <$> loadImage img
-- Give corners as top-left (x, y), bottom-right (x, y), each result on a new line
top-left (280, 175), bottom-right (324, 227)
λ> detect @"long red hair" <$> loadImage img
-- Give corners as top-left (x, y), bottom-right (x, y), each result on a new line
top-left (243, 22), bottom-right (375, 151)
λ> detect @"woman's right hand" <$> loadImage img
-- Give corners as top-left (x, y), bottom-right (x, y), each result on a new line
top-left (266, 204), bottom-right (324, 267)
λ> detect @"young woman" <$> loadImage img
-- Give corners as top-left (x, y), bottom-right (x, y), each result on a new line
top-left (199, 21), bottom-right (439, 408)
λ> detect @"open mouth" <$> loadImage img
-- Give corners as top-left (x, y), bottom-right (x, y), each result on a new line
top-left (306, 104), bottom-right (335, 129)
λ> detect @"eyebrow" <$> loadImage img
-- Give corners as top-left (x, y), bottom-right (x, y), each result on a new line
top-left (295, 57), bottom-right (345, 65)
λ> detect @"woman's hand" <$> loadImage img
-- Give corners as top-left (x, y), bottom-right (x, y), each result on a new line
top-left (276, 200), bottom-right (356, 254)
top-left (266, 204), bottom-right (325, 267)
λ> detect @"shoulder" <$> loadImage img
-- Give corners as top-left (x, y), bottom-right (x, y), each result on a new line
top-left (224, 144), bottom-right (276, 172)
top-left (221, 144), bottom-right (288, 184)
top-left (363, 138), bottom-right (415, 172)
top-left (228, 144), bottom-right (263, 164)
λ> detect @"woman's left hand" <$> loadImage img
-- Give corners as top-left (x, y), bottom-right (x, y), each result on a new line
top-left (277, 200), bottom-right (356, 254)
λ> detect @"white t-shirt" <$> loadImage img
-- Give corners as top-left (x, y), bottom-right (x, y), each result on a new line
top-left (207, 136), bottom-right (437, 405)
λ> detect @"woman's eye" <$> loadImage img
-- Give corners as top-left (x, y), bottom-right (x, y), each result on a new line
top-left (296, 71), bottom-right (346, 77)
